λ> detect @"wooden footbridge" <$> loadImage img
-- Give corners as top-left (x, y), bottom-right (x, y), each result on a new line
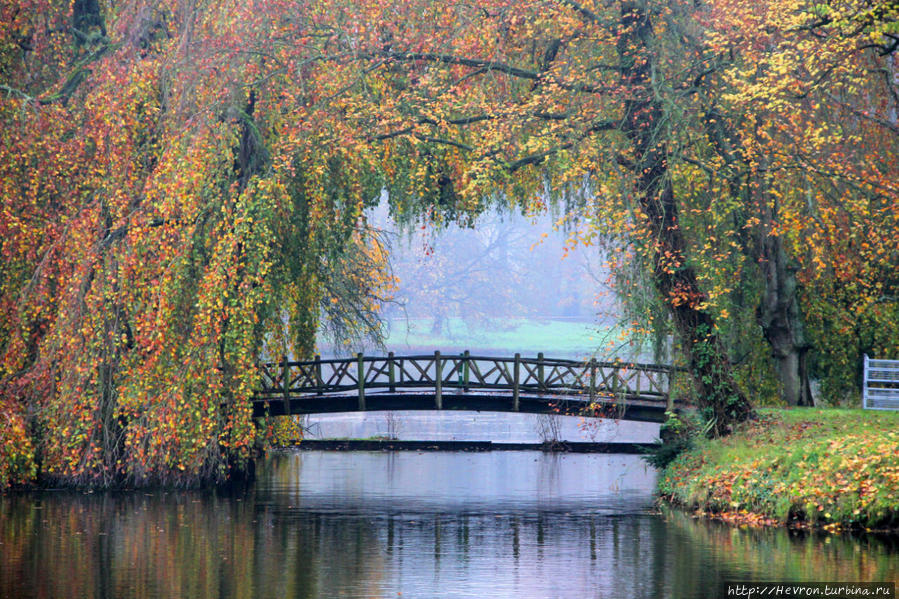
top-left (254, 352), bottom-right (682, 423)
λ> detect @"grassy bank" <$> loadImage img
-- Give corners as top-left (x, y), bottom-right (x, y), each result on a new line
top-left (658, 408), bottom-right (899, 530)
top-left (381, 317), bottom-right (615, 358)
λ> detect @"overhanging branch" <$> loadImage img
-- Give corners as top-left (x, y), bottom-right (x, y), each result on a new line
top-left (369, 49), bottom-right (612, 94)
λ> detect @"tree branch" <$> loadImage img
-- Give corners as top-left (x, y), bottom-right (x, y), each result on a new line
top-left (374, 50), bottom-right (540, 79)
top-left (370, 50), bottom-right (610, 94)
top-left (507, 118), bottom-right (619, 171)
top-left (412, 134), bottom-right (473, 152)
top-left (825, 91), bottom-right (899, 135)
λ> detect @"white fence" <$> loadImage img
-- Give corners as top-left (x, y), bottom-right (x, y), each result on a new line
top-left (863, 355), bottom-right (899, 410)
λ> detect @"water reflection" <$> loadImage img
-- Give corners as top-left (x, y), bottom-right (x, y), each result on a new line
top-left (300, 411), bottom-right (660, 444)
top-left (262, 451), bottom-right (656, 515)
top-left (1, 451), bottom-right (896, 599)
top-left (662, 508), bottom-right (899, 585)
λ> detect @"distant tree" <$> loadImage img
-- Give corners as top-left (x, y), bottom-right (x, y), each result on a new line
top-left (383, 210), bottom-right (599, 339)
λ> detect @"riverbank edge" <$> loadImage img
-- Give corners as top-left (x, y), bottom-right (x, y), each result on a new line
top-left (656, 408), bottom-right (899, 531)
top-left (285, 439), bottom-right (655, 452)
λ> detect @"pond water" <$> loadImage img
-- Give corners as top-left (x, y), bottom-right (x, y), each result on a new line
top-left (1, 451), bottom-right (897, 598)
top-left (300, 410), bottom-right (659, 443)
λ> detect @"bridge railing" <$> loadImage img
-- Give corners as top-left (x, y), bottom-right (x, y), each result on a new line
top-left (258, 351), bottom-right (679, 411)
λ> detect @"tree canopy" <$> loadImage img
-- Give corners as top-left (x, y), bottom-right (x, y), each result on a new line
top-left (0, 0), bottom-right (896, 487)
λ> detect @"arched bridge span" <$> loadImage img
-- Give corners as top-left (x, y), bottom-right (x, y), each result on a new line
top-left (254, 352), bottom-right (683, 424)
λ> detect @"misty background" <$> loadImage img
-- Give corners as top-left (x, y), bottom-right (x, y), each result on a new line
top-left (308, 200), bottom-right (661, 444)
top-left (319, 200), bottom-right (638, 361)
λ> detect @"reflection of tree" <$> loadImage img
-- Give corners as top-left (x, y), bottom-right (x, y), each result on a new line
top-left (3, 487), bottom-right (896, 598)
top-left (663, 508), bottom-right (899, 583)
top-left (0, 490), bottom-right (387, 599)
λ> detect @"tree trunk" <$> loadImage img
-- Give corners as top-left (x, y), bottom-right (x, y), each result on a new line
top-left (619, 2), bottom-right (754, 433)
top-left (702, 107), bottom-right (814, 407)
top-left (431, 314), bottom-right (445, 336)
top-left (756, 201), bottom-right (814, 406)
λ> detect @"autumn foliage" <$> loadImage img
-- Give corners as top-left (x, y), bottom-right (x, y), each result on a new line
top-left (0, 0), bottom-right (896, 487)
top-left (0, 0), bottom-right (394, 487)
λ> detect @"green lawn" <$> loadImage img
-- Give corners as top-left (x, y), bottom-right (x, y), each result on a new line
top-left (383, 317), bottom-right (623, 359)
top-left (659, 408), bottom-right (899, 530)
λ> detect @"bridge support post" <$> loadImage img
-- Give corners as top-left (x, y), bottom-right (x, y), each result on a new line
top-left (357, 353), bottom-right (365, 411)
top-left (388, 351), bottom-right (396, 392)
top-left (589, 358), bottom-right (597, 404)
top-left (463, 350), bottom-right (470, 391)
top-left (434, 351), bottom-right (442, 409)
top-left (281, 356), bottom-right (291, 416)
top-left (537, 352), bottom-right (545, 393)
top-left (315, 354), bottom-right (323, 396)
top-left (611, 361), bottom-right (620, 397)
top-left (667, 365), bottom-right (675, 412)
top-left (513, 353), bottom-right (520, 411)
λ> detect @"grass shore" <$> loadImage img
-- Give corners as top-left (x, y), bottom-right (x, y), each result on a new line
top-left (657, 408), bottom-right (899, 530)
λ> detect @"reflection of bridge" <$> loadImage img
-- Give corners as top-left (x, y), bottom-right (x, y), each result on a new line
top-left (254, 352), bottom-right (683, 423)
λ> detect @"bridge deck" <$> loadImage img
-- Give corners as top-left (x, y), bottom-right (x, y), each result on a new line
top-left (254, 352), bottom-right (683, 423)
top-left (254, 391), bottom-right (672, 423)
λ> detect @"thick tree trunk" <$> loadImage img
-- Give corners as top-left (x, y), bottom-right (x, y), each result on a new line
top-left (619, 2), bottom-right (754, 433)
top-left (703, 109), bottom-right (814, 407)
top-left (72, 0), bottom-right (106, 42)
top-left (756, 205), bottom-right (814, 406)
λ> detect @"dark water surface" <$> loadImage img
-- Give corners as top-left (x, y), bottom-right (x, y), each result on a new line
top-left (1, 451), bottom-right (897, 598)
